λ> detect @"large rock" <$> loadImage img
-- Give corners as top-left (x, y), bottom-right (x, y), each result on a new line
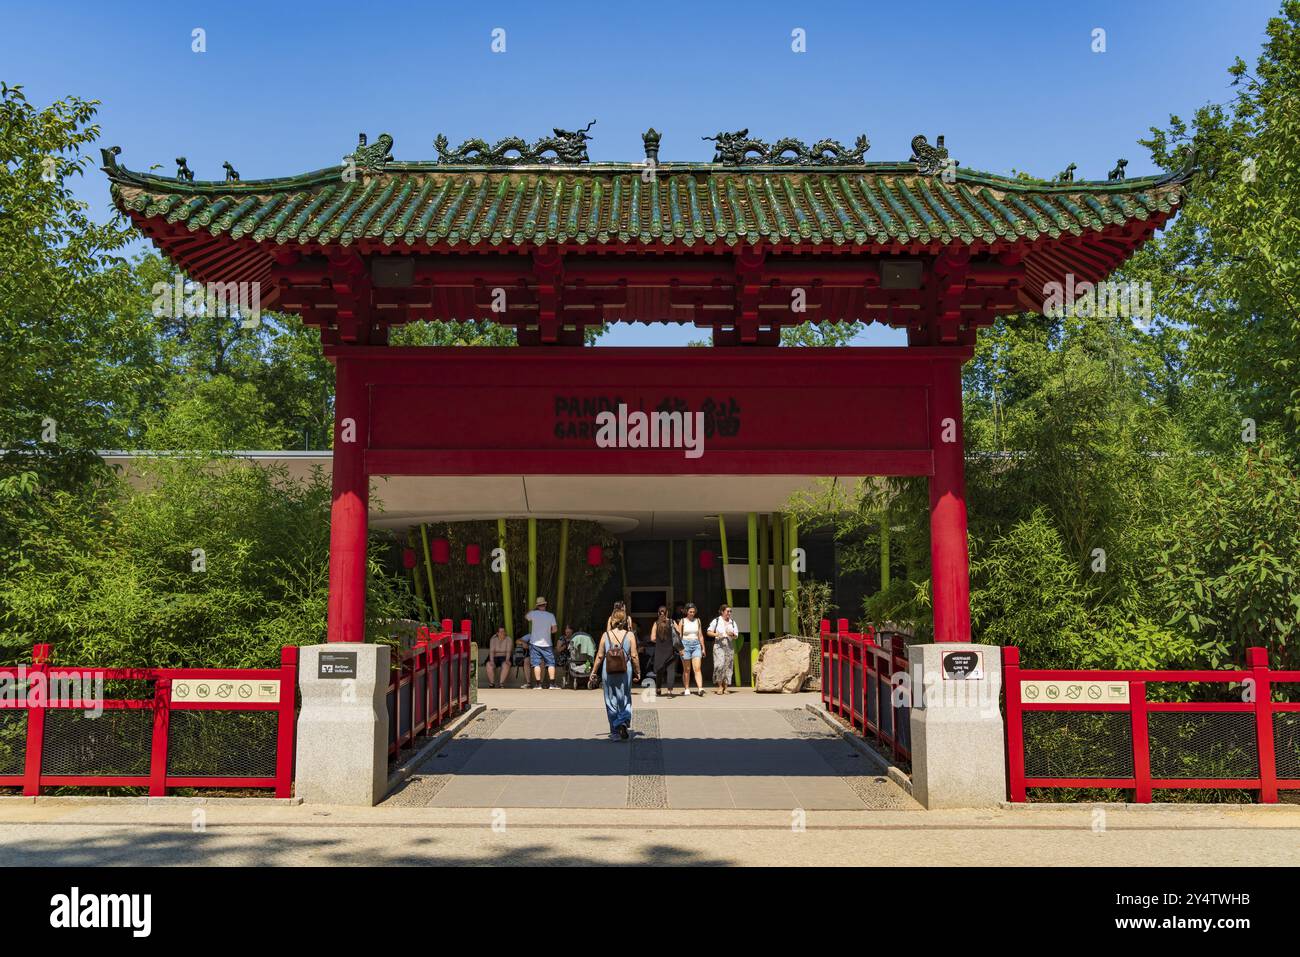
top-left (754, 637), bottom-right (811, 693)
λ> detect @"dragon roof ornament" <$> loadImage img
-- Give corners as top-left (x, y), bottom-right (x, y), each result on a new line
top-left (434, 121), bottom-right (596, 165)
top-left (702, 129), bottom-right (870, 166)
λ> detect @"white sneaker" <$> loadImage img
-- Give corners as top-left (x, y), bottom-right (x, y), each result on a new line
top-left (533, 684), bottom-right (542, 690)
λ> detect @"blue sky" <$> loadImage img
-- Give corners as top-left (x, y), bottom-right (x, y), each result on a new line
top-left (0, 0), bottom-right (1281, 345)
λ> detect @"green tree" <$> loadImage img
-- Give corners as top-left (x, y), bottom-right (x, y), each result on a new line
top-left (0, 84), bottom-right (157, 475)
top-left (1150, 445), bottom-right (1300, 668)
top-left (1129, 1), bottom-right (1300, 440)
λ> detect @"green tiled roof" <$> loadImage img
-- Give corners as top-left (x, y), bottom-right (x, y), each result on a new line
top-left (107, 161), bottom-right (1189, 251)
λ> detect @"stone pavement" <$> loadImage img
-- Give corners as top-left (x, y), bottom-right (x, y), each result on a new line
top-left (383, 689), bottom-right (918, 811)
top-left (2, 803), bottom-right (1298, 867)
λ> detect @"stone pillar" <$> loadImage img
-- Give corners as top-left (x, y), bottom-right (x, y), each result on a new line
top-left (907, 642), bottom-right (1006, 808)
top-left (295, 643), bottom-right (390, 806)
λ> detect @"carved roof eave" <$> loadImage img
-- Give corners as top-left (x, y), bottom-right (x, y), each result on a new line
top-left (103, 158), bottom-right (1197, 196)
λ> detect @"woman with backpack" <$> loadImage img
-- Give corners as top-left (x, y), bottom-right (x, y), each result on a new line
top-left (650, 605), bottom-right (680, 697)
top-left (589, 607), bottom-right (641, 740)
top-left (707, 604), bottom-right (739, 694)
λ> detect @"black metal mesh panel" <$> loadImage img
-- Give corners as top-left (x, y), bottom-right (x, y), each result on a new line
top-left (397, 681), bottom-right (412, 740)
top-left (412, 671), bottom-right (426, 728)
top-left (839, 660), bottom-right (849, 709)
top-left (878, 683), bottom-right (894, 737)
top-left (387, 689), bottom-right (396, 747)
top-left (1274, 713), bottom-right (1300, 780)
top-left (42, 709), bottom-right (151, 776)
top-left (0, 711), bottom-right (26, 775)
top-left (1148, 712), bottom-right (1258, 779)
top-left (1023, 711), bottom-right (1134, 779)
top-left (866, 673), bottom-right (878, 727)
top-left (167, 711), bottom-right (277, 778)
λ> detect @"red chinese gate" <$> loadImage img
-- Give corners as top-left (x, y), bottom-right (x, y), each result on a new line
top-left (326, 344), bottom-right (973, 646)
top-left (102, 125), bottom-right (1192, 662)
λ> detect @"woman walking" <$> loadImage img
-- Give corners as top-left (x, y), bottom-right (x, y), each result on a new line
top-left (678, 603), bottom-right (706, 696)
top-left (707, 604), bottom-right (739, 694)
top-left (650, 605), bottom-right (680, 697)
top-left (590, 607), bottom-right (640, 740)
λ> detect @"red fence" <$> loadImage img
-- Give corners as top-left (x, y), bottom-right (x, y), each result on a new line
top-left (387, 619), bottom-right (472, 760)
top-left (0, 644), bottom-right (297, 797)
top-left (1005, 646), bottom-right (1300, 803)
top-left (819, 619), bottom-right (912, 762)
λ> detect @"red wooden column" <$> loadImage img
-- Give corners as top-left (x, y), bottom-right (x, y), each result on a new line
top-left (327, 354), bottom-right (369, 643)
top-left (928, 357), bottom-right (971, 643)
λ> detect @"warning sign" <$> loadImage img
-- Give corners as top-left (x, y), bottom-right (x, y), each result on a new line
top-left (1020, 680), bottom-right (1129, 704)
top-left (171, 679), bottom-right (280, 704)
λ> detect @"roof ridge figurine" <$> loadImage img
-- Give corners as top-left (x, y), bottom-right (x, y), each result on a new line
top-left (1056, 163), bottom-right (1077, 183)
top-left (176, 157), bottom-right (194, 182)
top-left (347, 133), bottom-right (395, 173)
top-left (702, 130), bottom-right (870, 165)
top-left (1108, 158), bottom-right (1128, 181)
top-left (910, 134), bottom-right (955, 175)
top-left (222, 161), bottom-right (240, 183)
top-left (434, 121), bottom-right (596, 165)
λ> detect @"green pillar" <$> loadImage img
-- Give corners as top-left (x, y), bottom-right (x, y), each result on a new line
top-left (787, 515), bottom-right (799, 621)
top-left (527, 517), bottom-right (538, 608)
top-left (556, 518), bottom-right (569, 628)
top-left (419, 523), bottom-right (439, 622)
top-left (407, 528), bottom-right (429, 618)
top-left (773, 512), bottom-right (785, 638)
top-left (747, 512), bottom-right (759, 686)
top-left (497, 518), bottom-right (513, 635)
top-left (759, 514), bottom-right (771, 653)
top-left (686, 538), bottom-right (694, 605)
top-left (718, 515), bottom-right (734, 609)
top-left (668, 538), bottom-right (674, 605)
top-left (880, 510), bottom-right (891, 593)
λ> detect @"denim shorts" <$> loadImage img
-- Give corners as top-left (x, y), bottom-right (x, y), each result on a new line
top-left (529, 645), bottom-right (556, 667)
top-left (681, 637), bottom-right (702, 661)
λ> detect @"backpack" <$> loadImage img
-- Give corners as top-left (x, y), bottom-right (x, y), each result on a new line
top-left (604, 630), bottom-right (629, 674)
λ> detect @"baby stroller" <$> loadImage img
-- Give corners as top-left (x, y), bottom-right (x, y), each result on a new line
top-left (566, 631), bottom-right (596, 689)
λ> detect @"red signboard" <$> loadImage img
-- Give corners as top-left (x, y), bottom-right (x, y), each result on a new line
top-left (336, 346), bottom-right (971, 476)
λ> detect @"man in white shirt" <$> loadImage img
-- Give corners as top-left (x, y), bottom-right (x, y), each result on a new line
top-left (525, 596), bottom-right (559, 689)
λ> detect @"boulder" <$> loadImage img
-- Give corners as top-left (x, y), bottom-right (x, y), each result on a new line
top-left (754, 637), bottom-right (812, 693)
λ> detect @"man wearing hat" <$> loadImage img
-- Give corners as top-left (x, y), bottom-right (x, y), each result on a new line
top-left (525, 596), bottom-right (559, 689)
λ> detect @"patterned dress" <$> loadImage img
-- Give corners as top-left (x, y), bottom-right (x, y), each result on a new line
top-left (711, 616), bottom-right (738, 686)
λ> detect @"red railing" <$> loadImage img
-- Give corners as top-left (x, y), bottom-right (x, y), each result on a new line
top-left (0, 644), bottom-right (298, 797)
top-left (819, 618), bottom-right (912, 762)
top-left (1005, 646), bottom-right (1300, 803)
top-left (387, 619), bottom-right (472, 760)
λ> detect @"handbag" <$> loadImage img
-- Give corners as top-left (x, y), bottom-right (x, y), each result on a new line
top-left (604, 631), bottom-right (629, 674)
top-left (670, 621), bottom-right (683, 652)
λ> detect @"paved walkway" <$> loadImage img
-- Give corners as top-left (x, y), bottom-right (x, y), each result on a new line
top-left (383, 690), bottom-right (917, 811)
top-left (2, 804), bottom-right (1298, 867)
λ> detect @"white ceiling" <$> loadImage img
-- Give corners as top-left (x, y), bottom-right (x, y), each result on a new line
top-left (102, 453), bottom-right (865, 538)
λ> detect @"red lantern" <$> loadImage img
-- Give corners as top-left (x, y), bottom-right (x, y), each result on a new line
top-left (465, 543), bottom-right (482, 565)
top-left (430, 537), bottom-right (450, 564)
top-left (401, 548), bottom-right (417, 570)
top-left (698, 549), bottom-right (715, 570)
top-left (586, 544), bottom-right (604, 567)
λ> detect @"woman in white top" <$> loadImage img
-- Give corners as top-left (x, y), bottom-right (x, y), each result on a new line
top-left (707, 604), bottom-right (739, 694)
top-left (678, 603), bottom-right (706, 695)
